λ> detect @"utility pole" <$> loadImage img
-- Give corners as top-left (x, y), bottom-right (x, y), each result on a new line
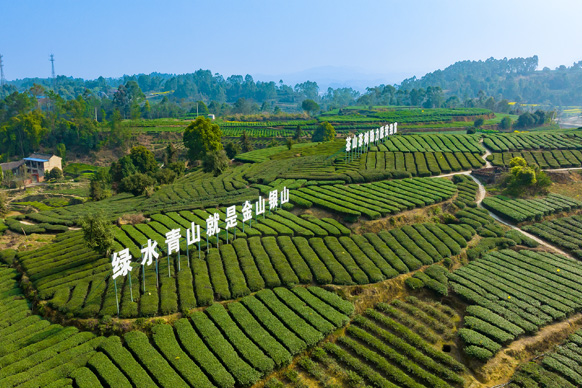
top-left (50, 54), bottom-right (56, 90)
top-left (0, 54), bottom-right (5, 89)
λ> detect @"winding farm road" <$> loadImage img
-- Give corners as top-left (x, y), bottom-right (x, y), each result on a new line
top-left (429, 141), bottom-right (576, 258)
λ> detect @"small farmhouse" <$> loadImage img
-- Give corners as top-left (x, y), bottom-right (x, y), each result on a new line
top-left (1, 153), bottom-right (62, 183)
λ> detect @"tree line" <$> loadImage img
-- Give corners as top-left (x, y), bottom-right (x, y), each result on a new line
top-left (398, 56), bottom-right (582, 106)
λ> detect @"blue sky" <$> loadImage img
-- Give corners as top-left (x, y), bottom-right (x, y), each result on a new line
top-left (1, 0), bottom-right (581, 85)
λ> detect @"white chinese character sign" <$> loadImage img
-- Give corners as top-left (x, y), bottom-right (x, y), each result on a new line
top-left (165, 228), bottom-right (182, 273)
top-left (256, 196), bottom-right (266, 219)
top-left (141, 239), bottom-right (159, 267)
top-left (225, 205), bottom-right (237, 243)
top-left (345, 137), bottom-right (352, 164)
top-left (186, 222), bottom-right (201, 262)
top-left (280, 187), bottom-right (289, 205)
top-left (269, 190), bottom-right (278, 211)
top-left (112, 248), bottom-right (133, 279)
top-left (242, 200), bottom-right (252, 232)
top-left (206, 213), bottom-right (220, 250)
top-left (108, 186), bottom-right (290, 316)
top-left (364, 131), bottom-right (369, 148)
top-left (111, 248), bottom-right (133, 316)
top-left (344, 122), bottom-right (396, 162)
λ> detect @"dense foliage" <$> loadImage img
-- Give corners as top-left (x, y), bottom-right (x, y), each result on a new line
top-left (399, 56), bottom-right (582, 105)
top-left (183, 116), bottom-right (223, 161)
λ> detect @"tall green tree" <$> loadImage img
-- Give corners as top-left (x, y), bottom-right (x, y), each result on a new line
top-left (120, 173), bottom-right (155, 196)
top-left (240, 129), bottom-right (253, 153)
top-left (110, 155), bottom-right (137, 183)
top-left (81, 212), bottom-right (114, 256)
top-left (202, 150), bottom-right (229, 176)
top-left (129, 145), bottom-right (158, 174)
top-left (499, 116), bottom-right (512, 130)
top-left (473, 117), bottom-right (485, 128)
top-left (504, 157), bottom-right (551, 196)
top-left (56, 143), bottom-right (66, 160)
top-left (183, 116), bottom-right (223, 161)
top-left (0, 111), bottom-right (48, 157)
top-left (301, 99), bottom-right (320, 115)
top-left (224, 141), bottom-right (241, 159)
top-left (165, 143), bottom-right (177, 164)
top-left (312, 121), bottom-right (336, 142)
top-left (294, 125), bottom-right (303, 140)
top-left (108, 109), bottom-right (130, 147)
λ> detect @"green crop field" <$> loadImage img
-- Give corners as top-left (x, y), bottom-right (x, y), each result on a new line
top-left (484, 132), bottom-right (582, 151)
top-left (5, 112), bottom-right (582, 388)
top-left (522, 215), bottom-right (582, 258)
top-left (482, 193), bottom-right (582, 223)
top-left (450, 249), bottom-right (582, 361)
top-left (488, 149), bottom-right (582, 168)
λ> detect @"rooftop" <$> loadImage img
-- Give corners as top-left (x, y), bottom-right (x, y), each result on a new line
top-left (0, 160), bottom-right (25, 171)
top-left (23, 153), bottom-right (59, 162)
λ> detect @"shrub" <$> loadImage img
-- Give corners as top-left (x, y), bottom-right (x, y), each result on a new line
top-left (464, 345), bottom-right (493, 361)
top-left (405, 277), bottom-right (425, 290)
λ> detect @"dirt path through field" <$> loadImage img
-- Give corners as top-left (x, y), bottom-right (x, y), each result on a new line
top-left (465, 313), bottom-right (582, 387)
top-left (429, 140), bottom-right (576, 258)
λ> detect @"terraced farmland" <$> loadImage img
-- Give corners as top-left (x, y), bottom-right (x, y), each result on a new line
top-left (69, 287), bottom-right (352, 388)
top-left (375, 133), bottom-right (484, 153)
top-left (359, 151), bottom-right (485, 176)
top-left (271, 296), bottom-right (465, 388)
top-left (20, 214), bottom-right (471, 318)
top-left (489, 149), bottom-right (582, 168)
top-left (291, 177), bottom-right (457, 220)
top-left (482, 193), bottom-right (582, 223)
top-left (522, 215), bottom-right (582, 258)
top-left (509, 328), bottom-right (582, 387)
top-left (483, 133), bottom-right (582, 152)
top-left (0, 265), bottom-right (106, 388)
top-left (450, 249), bottom-right (582, 360)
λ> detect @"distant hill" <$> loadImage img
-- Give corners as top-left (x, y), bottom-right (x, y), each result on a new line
top-left (398, 56), bottom-right (582, 106)
top-left (3, 56), bottom-right (582, 107)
